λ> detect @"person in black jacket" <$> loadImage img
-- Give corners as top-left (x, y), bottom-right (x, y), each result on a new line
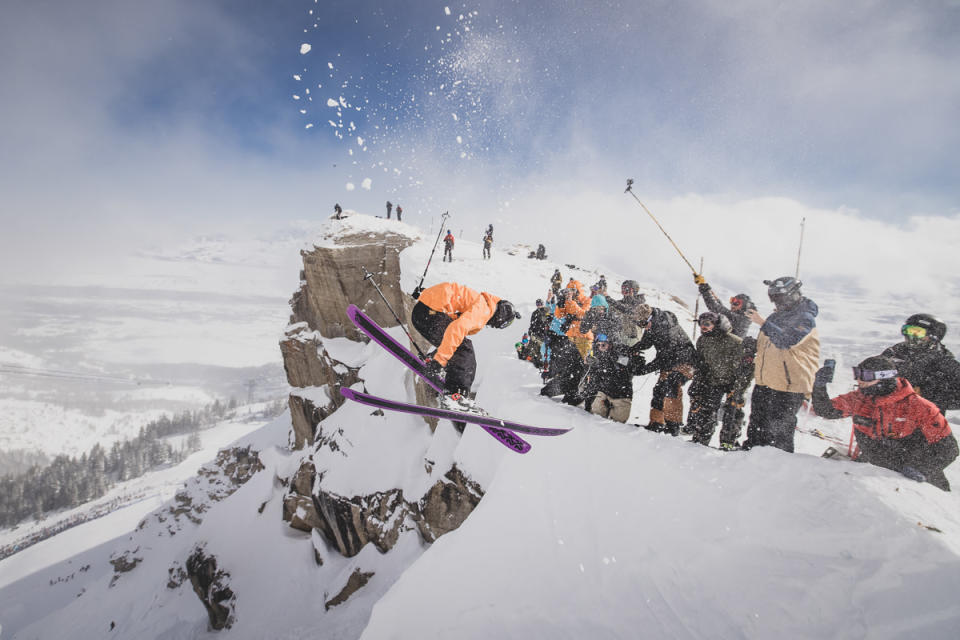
top-left (881, 313), bottom-right (960, 416)
top-left (526, 298), bottom-right (552, 362)
top-left (692, 273), bottom-right (759, 445)
top-left (581, 333), bottom-right (634, 422)
top-left (631, 307), bottom-right (697, 435)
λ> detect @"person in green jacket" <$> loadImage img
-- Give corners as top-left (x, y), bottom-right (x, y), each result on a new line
top-left (687, 312), bottom-right (745, 447)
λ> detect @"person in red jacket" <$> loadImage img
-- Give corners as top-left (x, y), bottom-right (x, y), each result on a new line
top-left (811, 355), bottom-right (959, 491)
top-left (443, 230), bottom-right (455, 262)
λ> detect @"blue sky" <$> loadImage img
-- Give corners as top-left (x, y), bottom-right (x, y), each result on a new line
top-left (2, 0), bottom-right (959, 282)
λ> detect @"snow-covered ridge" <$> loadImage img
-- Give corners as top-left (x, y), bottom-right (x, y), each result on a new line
top-left (1, 212), bottom-right (958, 639)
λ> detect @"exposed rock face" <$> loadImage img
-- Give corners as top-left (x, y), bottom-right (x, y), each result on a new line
top-left (280, 228), bottom-right (422, 449)
top-left (277, 219), bottom-right (486, 567)
top-left (325, 568), bottom-right (375, 611)
top-left (283, 463), bottom-right (484, 557)
top-left (289, 230), bottom-right (416, 342)
top-left (186, 546), bottom-right (235, 630)
top-left (416, 466), bottom-right (485, 542)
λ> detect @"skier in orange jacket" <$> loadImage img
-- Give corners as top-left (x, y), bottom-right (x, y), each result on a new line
top-left (412, 282), bottom-right (520, 401)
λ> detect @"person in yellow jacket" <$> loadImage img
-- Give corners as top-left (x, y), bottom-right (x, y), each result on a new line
top-left (742, 276), bottom-right (820, 453)
top-left (412, 282), bottom-right (520, 400)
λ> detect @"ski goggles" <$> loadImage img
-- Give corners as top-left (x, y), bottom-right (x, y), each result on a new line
top-left (901, 324), bottom-right (928, 340)
top-left (729, 297), bottom-right (744, 310)
top-left (851, 367), bottom-right (898, 382)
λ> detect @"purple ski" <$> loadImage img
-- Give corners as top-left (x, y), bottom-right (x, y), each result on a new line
top-left (340, 389), bottom-right (571, 454)
top-left (346, 304), bottom-right (445, 392)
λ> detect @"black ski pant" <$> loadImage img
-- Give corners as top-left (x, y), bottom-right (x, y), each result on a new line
top-left (743, 385), bottom-right (805, 453)
top-left (540, 335), bottom-right (583, 405)
top-left (855, 431), bottom-right (958, 492)
top-left (443, 246), bottom-right (453, 262)
top-left (687, 379), bottom-right (731, 446)
top-left (411, 302), bottom-right (475, 395)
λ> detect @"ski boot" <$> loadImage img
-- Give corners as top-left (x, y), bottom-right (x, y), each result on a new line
top-left (439, 391), bottom-right (484, 415)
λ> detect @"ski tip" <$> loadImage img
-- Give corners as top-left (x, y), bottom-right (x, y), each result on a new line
top-left (339, 387), bottom-right (357, 400)
top-left (345, 303), bottom-right (360, 318)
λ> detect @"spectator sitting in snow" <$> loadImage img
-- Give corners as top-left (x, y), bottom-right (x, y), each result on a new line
top-left (580, 333), bottom-right (633, 423)
top-left (812, 356), bottom-right (958, 491)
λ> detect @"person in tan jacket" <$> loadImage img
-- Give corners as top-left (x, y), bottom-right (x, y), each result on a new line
top-left (742, 276), bottom-right (820, 452)
top-left (412, 282), bottom-right (520, 399)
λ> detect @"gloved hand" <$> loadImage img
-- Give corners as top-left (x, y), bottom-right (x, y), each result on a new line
top-left (412, 286), bottom-right (423, 299)
top-left (814, 359), bottom-right (836, 387)
top-left (900, 466), bottom-right (926, 483)
top-left (693, 273), bottom-right (706, 286)
top-left (423, 356), bottom-right (445, 381)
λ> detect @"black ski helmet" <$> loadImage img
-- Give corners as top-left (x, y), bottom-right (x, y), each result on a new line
top-left (902, 313), bottom-right (946, 342)
top-left (621, 279), bottom-right (640, 295)
top-left (698, 311), bottom-right (731, 334)
top-left (488, 300), bottom-right (521, 329)
top-left (763, 276), bottom-right (802, 309)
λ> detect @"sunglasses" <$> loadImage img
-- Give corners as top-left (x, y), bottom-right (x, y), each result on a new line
top-left (852, 367), bottom-right (898, 382)
top-left (729, 297), bottom-right (744, 310)
top-left (902, 324), bottom-right (928, 340)
top-left (596, 341), bottom-right (610, 348)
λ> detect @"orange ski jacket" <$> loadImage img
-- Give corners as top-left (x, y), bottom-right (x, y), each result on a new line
top-left (418, 282), bottom-right (501, 365)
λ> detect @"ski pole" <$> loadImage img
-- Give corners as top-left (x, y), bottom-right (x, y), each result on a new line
top-left (360, 266), bottom-right (428, 359)
top-left (413, 211), bottom-right (450, 298)
top-left (692, 257), bottom-right (703, 338)
top-left (795, 217), bottom-right (806, 279)
top-left (624, 179), bottom-right (697, 274)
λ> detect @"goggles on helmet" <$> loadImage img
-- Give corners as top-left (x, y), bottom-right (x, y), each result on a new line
top-left (852, 367), bottom-right (898, 382)
top-left (901, 324), bottom-right (928, 340)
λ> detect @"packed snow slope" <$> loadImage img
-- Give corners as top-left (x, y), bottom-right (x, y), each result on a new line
top-left (2, 214), bottom-right (959, 639)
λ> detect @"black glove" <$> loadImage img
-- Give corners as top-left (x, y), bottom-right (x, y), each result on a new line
top-left (423, 357), bottom-right (445, 381)
top-left (411, 286), bottom-right (423, 299)
top-left (814, 359), bottom-right (836, 387)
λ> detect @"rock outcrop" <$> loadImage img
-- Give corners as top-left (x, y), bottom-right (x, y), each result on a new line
top-left (277, 217), bottom-right (487, 562)
top-left (186, 546), bottom-right (235, 630)
top-left (280, 225), bottom-right (424, 449)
